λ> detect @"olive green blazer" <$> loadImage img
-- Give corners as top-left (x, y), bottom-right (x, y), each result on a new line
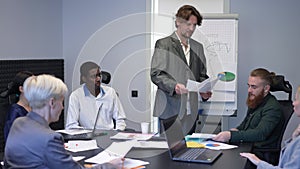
top-left (150, 32), bottom-right (208, 135)
top-left (230, 93), bottom-right (284, 149)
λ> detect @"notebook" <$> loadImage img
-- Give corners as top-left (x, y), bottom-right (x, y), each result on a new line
top-left (61, 103), bottom-right (106, 141)
top-left (160, 116), bottom-right (222, 163)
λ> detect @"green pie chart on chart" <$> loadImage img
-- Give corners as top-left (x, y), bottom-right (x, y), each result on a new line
top-left (218, 71), bottom-right (236, 82)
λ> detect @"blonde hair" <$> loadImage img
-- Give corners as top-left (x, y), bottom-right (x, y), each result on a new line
top-left (296, 85), bottom-right (300, 100)
top-left (23, 74), bottom-right (68, 109)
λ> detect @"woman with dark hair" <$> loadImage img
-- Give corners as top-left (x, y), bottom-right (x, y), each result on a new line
top-left (3, 71), bottom-right (33, 141)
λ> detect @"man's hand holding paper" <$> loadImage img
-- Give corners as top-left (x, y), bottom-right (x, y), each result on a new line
top-left (175, 83), bottom-right (189, 95)
top-left (186, 77), bottom-right (219, 93)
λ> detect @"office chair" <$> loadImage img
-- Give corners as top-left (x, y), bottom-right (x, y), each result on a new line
top-left (101, 71), bottom-right (117, 128)
top-left (101, 71), bottom-right (135, 132)
top-left (101, 71), bottom-right (111, 84)
top-left (253, 75), bottom-right (293, 165)
top-left (0, 81), bottom-right (19, 153)
top-left (0, 97), bottom-right (9, 153)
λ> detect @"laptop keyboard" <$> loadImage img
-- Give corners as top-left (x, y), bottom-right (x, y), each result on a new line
top-left (63, 133), bottom-right (91, 140)
top-left (180, 148), bottom-right (206, 160)
top-left (72, 133), bottom-right (89, 138)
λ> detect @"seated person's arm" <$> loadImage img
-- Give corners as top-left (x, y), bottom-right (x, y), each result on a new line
top-left (65, 93), bottom-right (81, 129)
top-left (115, 118), bottom-right (126, 131)
top-left (213, 131), bottom-right (231, 142)
top-left (113, 94), bottom-right (126, 131)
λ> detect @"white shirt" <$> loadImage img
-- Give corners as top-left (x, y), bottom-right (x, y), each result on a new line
top-left (66, 84), bottom-right (126, 130)
top-left (175, 32), bottom-right (191, 65)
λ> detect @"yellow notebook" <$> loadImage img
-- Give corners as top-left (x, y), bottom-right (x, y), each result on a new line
top-left (186, 141), bottom-right (205, 148)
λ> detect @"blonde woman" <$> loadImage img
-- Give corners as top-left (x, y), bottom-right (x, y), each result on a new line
top-left (4, 74), bottom-right (122, 169)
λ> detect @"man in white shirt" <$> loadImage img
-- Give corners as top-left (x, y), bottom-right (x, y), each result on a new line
top-left (66, 61), bottom-right (126, 131)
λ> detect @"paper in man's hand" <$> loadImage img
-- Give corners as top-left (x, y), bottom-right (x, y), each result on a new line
top-left (186, 77), bottom-right (219, 93)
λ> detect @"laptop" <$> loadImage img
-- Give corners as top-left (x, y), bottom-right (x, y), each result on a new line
top-left (61, 103), bottom-right (107, 141)
top-left (160, 115), bottom-right (222, 163)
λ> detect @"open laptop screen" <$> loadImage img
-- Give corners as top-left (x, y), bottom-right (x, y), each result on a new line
top-left (160, 116), bottom-right (187, 157)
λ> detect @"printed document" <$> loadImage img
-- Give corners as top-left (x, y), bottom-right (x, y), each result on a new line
top-left (85, 140), bottom-right (150, 168)
top-left (186, 77), bottom-right (219, 93)
top-left (64, 139), bottom-right (98, 152)
top-left (110, 132), bottom-right (154, 141)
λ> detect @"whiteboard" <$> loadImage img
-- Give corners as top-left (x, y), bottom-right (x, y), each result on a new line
top-left (194, 14), bottom-right (238, 116)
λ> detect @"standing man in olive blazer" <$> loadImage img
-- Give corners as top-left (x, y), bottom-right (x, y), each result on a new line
top-left (150, 5), bottom-right (212, 135)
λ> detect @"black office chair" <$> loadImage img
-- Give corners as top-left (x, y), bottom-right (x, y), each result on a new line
top-left (0, 81), bottom-right (20, 153)
top-left (101, 71), bottom-right (111, 84)
top-left (80, 70), bottom-right (111, 85)
top-left (101, 71), bottom-right (117, 128)
top-left (0, 97), bottom-right (9, 153)
top-left (101, 71), bottom-right (135, 132)
top-left (253, 75), bottom-right (293, 165)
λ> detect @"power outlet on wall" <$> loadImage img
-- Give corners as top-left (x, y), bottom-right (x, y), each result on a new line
top-left (131, 90), bottom-right (138, 97)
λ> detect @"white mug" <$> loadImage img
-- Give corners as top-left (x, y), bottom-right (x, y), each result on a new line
top-left (141, 122), bottom-right (149, 134)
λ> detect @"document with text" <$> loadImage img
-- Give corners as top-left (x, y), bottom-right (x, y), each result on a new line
top-left (186, 77), bottom-right (219, 93)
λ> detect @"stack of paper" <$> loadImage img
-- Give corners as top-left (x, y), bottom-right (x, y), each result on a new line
top-left (105, 140), bottom-right (137, 157)
top-left (85, 140), bottom-right (149, 168)
top-left (185, 133), bottom-right (216, 142)
top-left (203, 140), bottom-right (238, 150)
top-left (190, 133), bottom-right (217, 139)
top-left (72, 156), bottom-right (85, 162)
top-left (122, 158), bottom-right (149, 168)
top-left (134, 141), bottom-right (168, 149)
top-left (185, 133), bottom-right (237, 149)
top-left (64, 140), bottom-right (99, 152)
top-left (186, 77), bottom-right (219, 93)
top-left (110, 132), bottom-right (154, 141)
top-left (56, 129), bottom-right (91, 135)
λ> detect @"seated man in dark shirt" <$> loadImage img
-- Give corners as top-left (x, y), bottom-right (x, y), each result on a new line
top-left (213, 68), bottom-right (284, 162)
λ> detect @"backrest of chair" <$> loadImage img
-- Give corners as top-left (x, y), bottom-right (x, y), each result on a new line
top-left (277, 100), bottom-right (294, 148)
top-left (0, 97), bottom-right (9, 152)
top-left (270, 75), bottom-right (293, 149)
top-left (270, 75), bottom-right (292, 100)
top-left (101, 71), bottom-right (111, 84)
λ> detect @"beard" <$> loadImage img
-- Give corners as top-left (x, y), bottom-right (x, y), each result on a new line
top-left (93, 83), bottom-right (100, 95)
top-left (246, 90), bottom-right (265, 109)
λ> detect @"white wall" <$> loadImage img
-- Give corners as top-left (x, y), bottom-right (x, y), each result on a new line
top-left (0, 0), bottom-right (62, 59)
top-left (2, 0), bottom-right (300, 131)
top-left (229, 0), bottom-right (300, 128)
top-left (63, 0), bottom-right (150, 130)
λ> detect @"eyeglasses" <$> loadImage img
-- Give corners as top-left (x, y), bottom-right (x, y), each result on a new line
top-left (89, 72), bottom-right (102, 79)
